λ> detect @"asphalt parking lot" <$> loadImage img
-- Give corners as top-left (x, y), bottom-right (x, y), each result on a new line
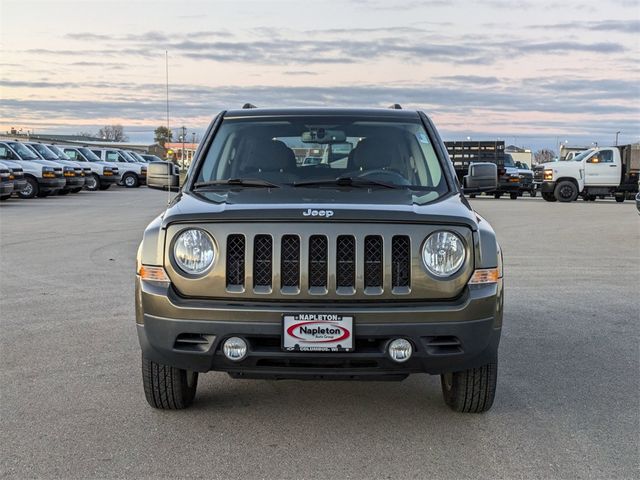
top-left (1, 190), bottom-right (638, 479)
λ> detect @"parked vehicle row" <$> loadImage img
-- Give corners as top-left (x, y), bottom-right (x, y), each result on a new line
top-left (0, 140), bottom-right (150, 200)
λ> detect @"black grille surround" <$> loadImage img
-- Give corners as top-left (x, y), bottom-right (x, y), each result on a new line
top-left (336, 235), bottom-right (356, 290)
top-left (253, 235), bottom-right (273, 290)
top-left (308, 235), bottom-right (328, 289)
top-left (280, 235), bottom-right (300, 289)
top-left (392, 236), bottom-right (411, 289)
top-left (364, 235), bottom-right (383, 290)
top-left (226, 234), bottom-right (245, 289)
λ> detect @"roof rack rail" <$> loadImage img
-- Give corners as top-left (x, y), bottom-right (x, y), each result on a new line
top-left (388, 104), bottom-right (402, 110)
top-left (242, 103), bottom-right (257, 109)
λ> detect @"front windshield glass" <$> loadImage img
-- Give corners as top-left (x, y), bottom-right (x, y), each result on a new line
top-left (119, 150), bottom-right (136, 163)
top-left (47, 145), bottom-right (71, 160)
top-left (196, 116), bottom-right (448, 196)
top-left (29, 143), bottom-right (58, 160)
top-left (7, 142), bottom-right (39, 160)
top-left (78, 147), bottom-right (101, 161)
top-left (572, 149), bottom-right (594, 161)
top-left (503, 154), bottom-right (515, 167)
top-left (128, 151), bottom-right (146, 162)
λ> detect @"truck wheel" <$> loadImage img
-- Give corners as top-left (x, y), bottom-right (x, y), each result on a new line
top-left (493, 193), bottom-right (502, 199)
top-left (98, 184), bottom-right (111, 191)
top-left (142, 355), bottom-right (198, 409)
top-left (0, 194), bottom-right (10, 201)
top-left (542, 192), bottom-right (556, 202)
top-left (510, 192), bottom-right (518, 200)
top-left (469, 194), bottom-right (476, 199)
top-left (70, 187), bottom-right (82, 193)
top-left (37, 190), bottom-right (51, 198)
top-left (554, 180), bottom-right (578, 202)
top-left (530, 189), bottom-right (537, 197)
top-left (58, 189), bottom-right (70, 196)
top-left (18, 177), bottom-right (38, 199)
top-left (85, 174), bottom-right (100, 191)
top-left (615, 195), bottom-right (624, 203)
top-left (441, 359), bottom-right (497, 413)
top-left (123, 173), bottom-right (139, 188)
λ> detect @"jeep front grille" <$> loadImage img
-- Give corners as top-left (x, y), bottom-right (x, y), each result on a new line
top-left (224, 232), bottom-right (412, 296)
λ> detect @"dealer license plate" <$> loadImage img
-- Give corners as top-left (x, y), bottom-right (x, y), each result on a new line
top-left (283, 314), bottom-right (353, 352)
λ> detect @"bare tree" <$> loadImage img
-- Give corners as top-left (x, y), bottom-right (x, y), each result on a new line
top-left (76, 131), bottom-right (95, 138)
top-left (534, 148), bottom-right (555, 164)
top-left (97, 125), bottom-right (129, 142)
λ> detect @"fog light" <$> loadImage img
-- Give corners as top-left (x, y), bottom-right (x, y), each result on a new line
top-left (388, 338), bottom-right (412, 363)
top-left (223, 337), bottom-right (247, 361)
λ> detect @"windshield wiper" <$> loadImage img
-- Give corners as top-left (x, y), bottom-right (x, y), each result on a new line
top-left (193, 178), bottom-right (281, 189)
top-left (293, 176), bottom-right (400, 189)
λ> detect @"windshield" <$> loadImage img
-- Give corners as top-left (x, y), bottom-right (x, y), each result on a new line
top-left (503, 154), bottom-right (515, 167)
top-left (46, 145), bottom-right (71, 160)
top-left (119, 150), bottom-right (136, 163)
top-left (7, 142), bottom-right (40, 160)
top-left (142, 154), bottom-right (161, 162)
top-left (572, 149), bottom-right (594, 161)
top-left (196, 116), bottom-right (448, 196)
top-left (128, 151), bottom-right (146, 162)
top-left (78, 147), bottom-right (101, 161)
top-left (29, 143), bottom-right (59, 160)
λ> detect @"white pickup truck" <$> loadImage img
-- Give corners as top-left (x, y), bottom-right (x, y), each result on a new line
top-left (537, 144), bottom-right (639, 202)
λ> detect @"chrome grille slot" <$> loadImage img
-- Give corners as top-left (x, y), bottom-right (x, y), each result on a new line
top-left (364, 235), bottom-right (383, 291)
top-left (253, 235), bottom-right (273, 290)
top-left (226, 234), bottom-right (245, 290)
top-left (308, 235), bottom-right (328, 289)
top-left (336, 235), bottom-right (356, 291)
top-left (392, 236), bottom-right (411, 290)
top-left (280, 235), bottom-right (300, 290)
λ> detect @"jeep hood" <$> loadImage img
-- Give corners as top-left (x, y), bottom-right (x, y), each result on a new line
top-left (159, 188), bottom-right (479, 229)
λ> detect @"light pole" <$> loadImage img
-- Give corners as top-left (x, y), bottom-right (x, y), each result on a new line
top-left (180, 126), bottom-right (187, 170)
top-left (615, 131), bottom-right (621, 146)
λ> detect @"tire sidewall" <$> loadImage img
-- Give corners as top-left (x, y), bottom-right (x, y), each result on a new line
top-left (18, 177), bottom-right (38, 199)
top-left (124, 173), bottom-right (138, 188)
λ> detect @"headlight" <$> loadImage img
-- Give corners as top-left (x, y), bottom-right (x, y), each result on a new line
top-left (173, 229), bottom-right (215, 275)
top-left (422, 231), bottom-right (466, 277)
top-left (543, 169), bottom-right (553, 181)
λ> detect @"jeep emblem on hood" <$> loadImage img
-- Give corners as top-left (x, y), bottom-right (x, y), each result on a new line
top-left (303, 208), bottom-right (334, 218)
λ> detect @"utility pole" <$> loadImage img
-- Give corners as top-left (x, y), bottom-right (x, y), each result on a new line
top-left (165, 51), bottom-right (170, 139)
top-left (615, 131), bottom-right (621, 146)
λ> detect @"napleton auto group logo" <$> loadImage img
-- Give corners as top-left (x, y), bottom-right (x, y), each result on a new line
top-left (286, 316), bottom-right (350, 343)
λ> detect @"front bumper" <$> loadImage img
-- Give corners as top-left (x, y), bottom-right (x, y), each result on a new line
top-left (1, 181), bottom-right (14, 195)
top-left (39, 177), bottom-right (66, 192)
top-left (12, 179), bottom-right (27, 192)
top-left (136, 278), bottom-right (503, 379)
top-left (540, 181), bottom-right (556, 193)
top-left (63, 176), bottom-right (85, 188)
top-left (100, 174), bottom-right (120, 184)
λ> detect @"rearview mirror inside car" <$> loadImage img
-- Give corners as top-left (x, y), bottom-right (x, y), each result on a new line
top-left (301, 129), bottom-right (347, 144)
top-left (147, 161), bottom-right (180, 191)
top-left (464, 162), bottom-right (498, 193)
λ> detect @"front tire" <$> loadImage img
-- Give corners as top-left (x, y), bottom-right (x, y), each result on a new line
top-left (85, 174), bottom-right (100, 191)
top-left (123, 173), bottom-right (139, 188)
top-left (0, 194), bottom-right (10, 201)
top-left (18, 177), bottom-right (38, 199)
top-left (615, 195), bottom-right (625, 203)
top-left (441, 359), bottom-right (497, 413)
top-left (142, 355), bottom-right (198, 409)
top-left (58, 189), bottom-right (70, 196)
top-left (71, 187), bottom-right (82, 193)
top-left (554, 180), bottom-right (578, 202)
top-left (98, 184), bottom-right (111, 191)
top-left (509, 192), bottom-right (518, 200)
top-left (493, 193), bottom-right (502, 199)
top-left (542, 192), bottom-right (556, 202)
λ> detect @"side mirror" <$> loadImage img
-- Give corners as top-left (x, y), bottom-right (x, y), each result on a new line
top-left (464, 162), bottom-right (498, 193)
top-left (147, 161), bottom-right (180, 191)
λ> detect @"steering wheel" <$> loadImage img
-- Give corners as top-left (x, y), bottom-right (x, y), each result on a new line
top-left (357, 169), bottom-right (410, 185)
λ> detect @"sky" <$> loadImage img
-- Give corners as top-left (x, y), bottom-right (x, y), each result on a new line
top-left (1, 0), bottom-right (639, 151)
